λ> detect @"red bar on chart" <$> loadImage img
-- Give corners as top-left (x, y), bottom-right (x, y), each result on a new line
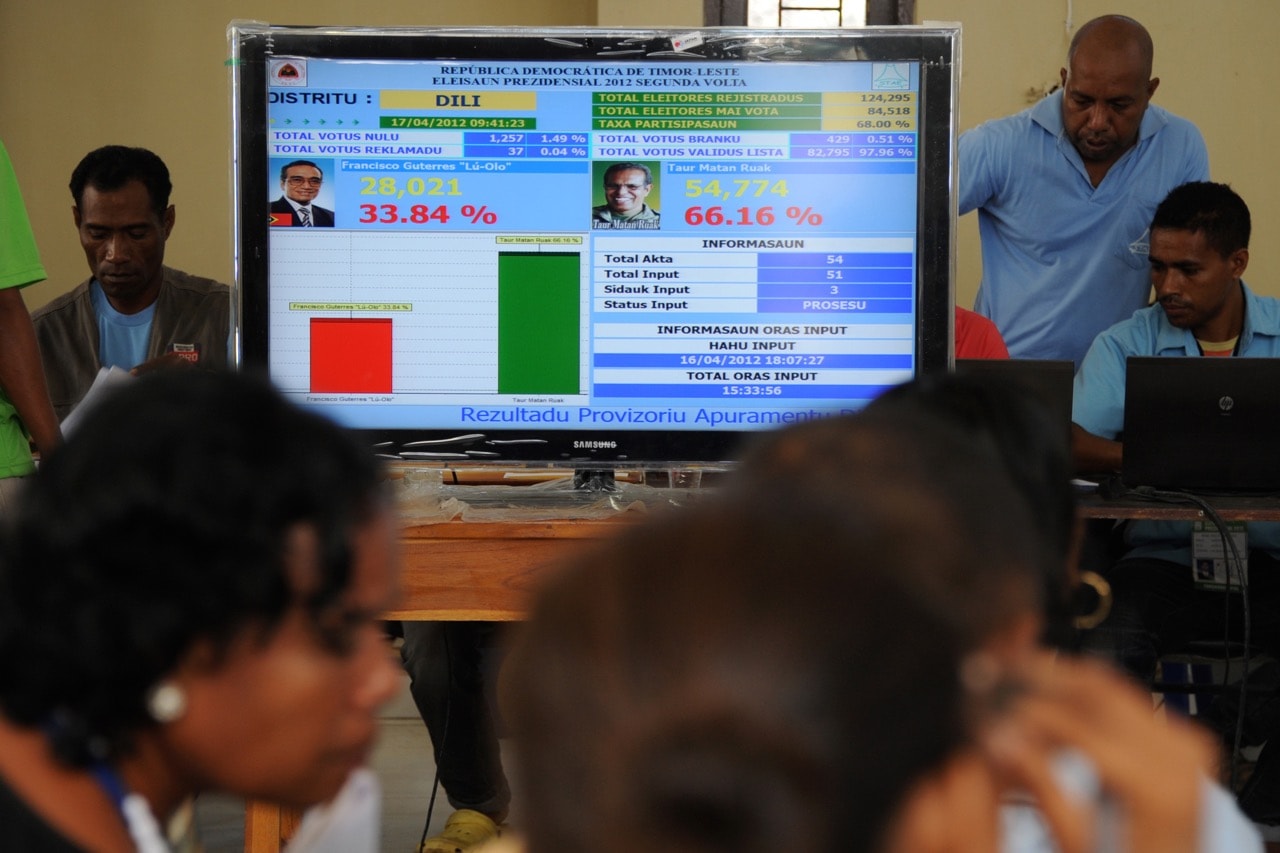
top-left (310, 318), bottom-right (393, 393)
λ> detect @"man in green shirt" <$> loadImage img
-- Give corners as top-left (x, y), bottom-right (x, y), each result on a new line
top-left (0, 141), bottom-right (61, 510)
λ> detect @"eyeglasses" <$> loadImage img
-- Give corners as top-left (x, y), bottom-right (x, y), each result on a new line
top-left (286, 176), bottom-right (323, 186)
top-left (605, 183), bottom-right (646, 191)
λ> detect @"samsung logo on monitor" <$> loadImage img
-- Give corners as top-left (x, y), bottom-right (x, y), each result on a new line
top-left (574, 440), bottom-right (618, 450)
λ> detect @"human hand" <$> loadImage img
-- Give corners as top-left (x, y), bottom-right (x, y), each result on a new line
top-left (879, 748), bottom-right (1003, 853)
top-left (980, 654), bottom-right (1215, 853)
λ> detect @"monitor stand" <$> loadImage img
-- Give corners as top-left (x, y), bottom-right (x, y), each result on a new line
top-left (572, 469), bottom-right (617, 493)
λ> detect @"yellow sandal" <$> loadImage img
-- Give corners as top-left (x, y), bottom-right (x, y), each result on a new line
top-left (419, 809), bottom-right (501, 853)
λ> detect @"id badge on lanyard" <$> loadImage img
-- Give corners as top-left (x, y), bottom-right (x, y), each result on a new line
top-left (1191, 521), bottom-right (1248, 590)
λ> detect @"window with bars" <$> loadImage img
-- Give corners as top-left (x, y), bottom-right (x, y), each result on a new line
top-left (750, 0), bottom-right (865, 28)
top-left (704, 0), bottom-right (914, 27)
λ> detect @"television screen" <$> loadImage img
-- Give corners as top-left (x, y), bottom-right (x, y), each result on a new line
top-left (230, 24), bottom-right (959, 467)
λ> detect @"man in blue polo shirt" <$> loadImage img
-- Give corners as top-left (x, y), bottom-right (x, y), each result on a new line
top-left (959, 15), bottom-right (1209, 367)
top-left (1073, 181), bottom-right (1280, 823)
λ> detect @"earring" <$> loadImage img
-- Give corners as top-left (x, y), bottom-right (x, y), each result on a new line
top-left (145, 681), bottom-right (188, 724)
top-left (1073, 570), bottom-right (1113, 630)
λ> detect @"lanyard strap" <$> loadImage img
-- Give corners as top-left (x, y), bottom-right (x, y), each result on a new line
top-left (90, 762), bottom-right (171, 853)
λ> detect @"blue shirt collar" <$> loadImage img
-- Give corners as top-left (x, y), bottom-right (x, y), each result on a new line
top-left (90, 279), bottom-right (157, 325)
top-left (1032, 89), bottom-right (1172, 188)
top-left (1152, 281), bottom-right (1280, 354)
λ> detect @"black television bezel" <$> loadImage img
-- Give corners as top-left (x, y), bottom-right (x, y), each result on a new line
top-left (230, 24), bottom-right (958, 468)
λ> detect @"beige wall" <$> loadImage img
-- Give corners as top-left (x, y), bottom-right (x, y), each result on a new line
top-left (597, 0), bottom-right (702, 26)
top-left (4, 2), bottom-right (1271, 312)
top-left (919, 0), bottom-right (1280, 308)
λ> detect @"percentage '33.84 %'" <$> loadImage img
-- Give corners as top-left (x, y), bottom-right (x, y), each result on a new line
top-left (357, 204), bottom-right (500, 225)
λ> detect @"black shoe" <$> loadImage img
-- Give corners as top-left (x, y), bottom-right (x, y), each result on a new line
top-left (1239, 741), bottom-right (1280, 823)
top-left (1205, 659), bottom-right (1280, 750)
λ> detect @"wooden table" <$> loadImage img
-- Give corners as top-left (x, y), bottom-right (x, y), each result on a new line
top-left (243, 516), bottom-right (627, 853)
top-left (387, 518), bottom-right (626, 620)
top-left (1077, 490), bottom-right (1280, 522)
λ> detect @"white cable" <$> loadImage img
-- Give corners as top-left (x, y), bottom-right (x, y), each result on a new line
top-left (121, 793), bottom-right (171, 853)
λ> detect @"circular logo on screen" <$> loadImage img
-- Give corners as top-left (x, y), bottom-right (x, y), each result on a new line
top-left (269, 60), bottom-right (308, 87)
top-left (1219, 395), bottom-right (1235, 413)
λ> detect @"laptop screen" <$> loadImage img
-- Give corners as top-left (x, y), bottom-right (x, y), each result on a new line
top-left (953, 359), bottom-right (1074, 443)
top-left (1122, 356), bottom-right (1280, 492)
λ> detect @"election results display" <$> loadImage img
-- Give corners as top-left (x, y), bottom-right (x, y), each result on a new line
top-left (230, 25), bottom-right (959, 466)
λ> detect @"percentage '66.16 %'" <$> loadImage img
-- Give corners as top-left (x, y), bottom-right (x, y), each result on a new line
top-left (683, 205), bottom-right (824, 227)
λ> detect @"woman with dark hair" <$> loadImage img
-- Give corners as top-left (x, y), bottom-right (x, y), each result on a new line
top-left (0, 370), bottom-right (401, 851)
top-left (502, 413), bottom-right (1054, 853)
top-left (504, 475), bottom-right (980, 853)
top-left (500, 406), bottom-right (1247, 853)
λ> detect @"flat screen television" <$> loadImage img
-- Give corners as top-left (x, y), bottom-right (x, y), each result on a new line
top-left (229, 23), bottom-right (959, 468)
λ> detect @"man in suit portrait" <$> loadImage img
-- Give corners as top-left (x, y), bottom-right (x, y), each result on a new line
top-left (270, 160), bottom-right (334, 227)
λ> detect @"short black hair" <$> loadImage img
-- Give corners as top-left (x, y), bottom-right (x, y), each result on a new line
top-left (280, 160), bottom-right (323, 181)
top-left (866, 372), bottom-right (1078, 647)
top-left (730, 409), bottom-right (1044, 650)
top-left (0, 370), bottom-right (385, 765)
top-left (602, 162), bottom-right (652, 186)
top-left (69, 145), bottom-right (172, 217)
top-left (1151, 181), bottom-right (1251, 258)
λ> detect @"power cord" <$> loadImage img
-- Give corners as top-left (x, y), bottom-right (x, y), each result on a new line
top-left (419, 767), bottom-right (444, 851)
top-left (418, 627), bottom-right (454, 851)
top-left (1125, 485), bottom-right (1251, 790)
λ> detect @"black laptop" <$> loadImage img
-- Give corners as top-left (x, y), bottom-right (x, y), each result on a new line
top-left (954, 359), bottom-right (1075, 441)
top-left (1122, 357), bottom-right (1280, 492)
